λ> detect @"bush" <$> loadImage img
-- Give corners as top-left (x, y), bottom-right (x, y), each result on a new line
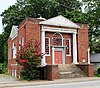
top-left (97, 67), bottom-right (100, 74)
top-left (16, 39), bottom-right (44, 80)
top-left (0, 62), bottom-right (7, 74)
top-left (0, 63), bottom-right (3, 74)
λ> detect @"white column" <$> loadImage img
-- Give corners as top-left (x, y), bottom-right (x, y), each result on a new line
top-left (73, 33), bottom-right (78, 64)
top-left (41, 30), bottom-right (47, 66)
top-left (88, 48), bottom-right (90, 64)
top-left (52, 47), bottom-right (55, 65)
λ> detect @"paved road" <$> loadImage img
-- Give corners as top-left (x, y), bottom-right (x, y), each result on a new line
top-left (12, 80), bottom-right (100, 88)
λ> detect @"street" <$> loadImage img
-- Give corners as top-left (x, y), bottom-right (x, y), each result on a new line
top-left (12, 80), bottom-right (100, 88)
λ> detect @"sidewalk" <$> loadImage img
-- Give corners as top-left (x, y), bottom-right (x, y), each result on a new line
top-left (0, 77), bottom-right (100, 88)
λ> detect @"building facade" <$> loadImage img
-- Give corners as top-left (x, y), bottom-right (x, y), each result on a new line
top-left (8, 15), bottom-right (90, 77)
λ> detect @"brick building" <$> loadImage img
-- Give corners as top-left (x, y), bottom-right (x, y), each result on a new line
top-left (8, 15), bottom-right (93, 78)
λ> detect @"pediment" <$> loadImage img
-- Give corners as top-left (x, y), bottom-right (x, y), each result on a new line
top-left (40, 15), bottom-right (80, 28)
top-left (10, 26), bottom-right (18, 40)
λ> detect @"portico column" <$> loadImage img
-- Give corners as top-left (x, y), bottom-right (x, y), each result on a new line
top-left (88, 48), bottom-right (90, 64)
top-left (73, 33), bottom-right (78, 64)
top-left (41, 30), bottom-right (47, 66)
top-left (52, 47), bottom-right (55, 65)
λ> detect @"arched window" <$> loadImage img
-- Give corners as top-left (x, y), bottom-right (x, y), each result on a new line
top-left (53, 33), bottom-right (63, 46)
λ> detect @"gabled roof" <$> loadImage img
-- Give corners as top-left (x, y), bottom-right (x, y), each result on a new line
top-left (40, 15), bottom-right (80, 28)
top-left (10, 26), bottom-right (18, 40)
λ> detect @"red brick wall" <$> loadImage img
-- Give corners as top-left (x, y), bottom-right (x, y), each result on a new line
top-left (77, 24), bottom-right (88, 63)
top-left (8, 18), bottom-right (89, 78)
top-left (45, 31), bottom-right (73, 64)
top-left (46, 65), bottom-right (59, 80)
top-left (25, 22), bottom-right (41, 41)
top-left (18, 24), bottom-right (26, 45)
top-left (76, 64), bottom-right (94, 77)
top-left (8, 36), bottom-right (18, 77)
top-left (8, 18), bottom-right (43, 77)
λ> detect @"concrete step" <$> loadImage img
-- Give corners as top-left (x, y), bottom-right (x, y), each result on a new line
top-left (58, 64), bottom-right (87, 79)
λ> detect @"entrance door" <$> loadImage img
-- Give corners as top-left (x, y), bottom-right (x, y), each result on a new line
top-left (54, 51), bottom-right (62, 64)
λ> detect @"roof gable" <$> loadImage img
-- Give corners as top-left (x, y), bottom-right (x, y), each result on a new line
top-left (10, 26), bottom-right (18, 40)
top-left (40, 15), bottom-right (80, 28)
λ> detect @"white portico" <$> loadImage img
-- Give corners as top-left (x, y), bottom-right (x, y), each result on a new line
top-left (39, 15), bottom-right (80, 66)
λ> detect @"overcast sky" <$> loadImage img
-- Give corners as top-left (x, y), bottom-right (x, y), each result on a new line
top-left (0, 0), bottom-right (16, 34)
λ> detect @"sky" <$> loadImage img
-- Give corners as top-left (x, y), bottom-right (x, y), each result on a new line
top-left (0, 0), bottom-right (17, 34)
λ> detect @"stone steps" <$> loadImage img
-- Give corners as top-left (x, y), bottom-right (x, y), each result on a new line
top-left (58, 64), bottom-right (87, 79)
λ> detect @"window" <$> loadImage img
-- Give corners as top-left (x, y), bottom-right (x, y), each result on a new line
top-left (22, 37), bottom-right (24, 46)
top-left (12, 69), bottom-right (15, 76)
top-left (45, 37), bottom-right (50, 55)
top-left (19, 40), bottom-right (21, 50)
top-left (12, 43), bottom-right (17, 59)
top-left (66, 39), bottom-right (71, 56)
top-left (53, 33), bottom-right (63, 46)
top-left (12, 69), bottom-right (16, 77)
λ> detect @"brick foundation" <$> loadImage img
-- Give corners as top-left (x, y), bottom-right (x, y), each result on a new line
top-left (39, 64), bottom-right (94, 80)
top-left (76, 64), bottom-right (94, 77)
top-left (46, 65), bottom-right (59, 80)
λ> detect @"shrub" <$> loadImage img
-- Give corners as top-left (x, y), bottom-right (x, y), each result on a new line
top-left (0, 63), bottom-right (3, 74)
top-left (97, 67), bottom-right (100, 74)
top-left (0, 62), bottom-right (7, 74)
top-left (16, 39), bottom-right (44, 80)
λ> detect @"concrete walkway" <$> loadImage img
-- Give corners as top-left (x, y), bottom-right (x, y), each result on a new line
top-left (0, 75), bottom-right (100, 88)
top-left (0, 74), bottom-right (20, 84)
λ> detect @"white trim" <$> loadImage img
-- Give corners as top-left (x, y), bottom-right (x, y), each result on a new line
top-left (52, 47), bottom-right (55, 65)
top-left (66, 38), bottom-right (71, 56)
top-left (22, 37), bottom-right (24, 46)
top-left (12, 69), bottom-right (17, 77)
top-left (52, 47), bottom-right (65, 64)
top-left (19, 40), bottom-right (21, 50)
top-left (40, 15), bottom-right (80, 28)
top-left (88, 48), bottom-right (90, 64)
top-left (12, 69), bottom-right (14, 76)
top-left (42, 26), bottom-right (77, 34)
top-left (41, 29), bottom-right (47, 66)
top-left (73, 33), bottom-right (78, 64)
top-left (11, 63), bottom-right (18, 66)
top-left (15, 70), bottom-right (17, 77)
top-left (12, 43), bottom-right (17, 59)
top-left (10, 26), bottom-right (18, 40)
top-left (45, 37), bottom-right (50, 56)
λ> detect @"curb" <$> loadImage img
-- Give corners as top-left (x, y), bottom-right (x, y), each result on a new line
top-left (0, 77), bottom-right (100, 88)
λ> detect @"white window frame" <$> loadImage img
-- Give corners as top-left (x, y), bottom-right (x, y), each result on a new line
top-left (66, 38), bottom-right (71, 56)
top-left (15, 70), bottom-right (17, 77)
top-left (19, 40), bottom-right (21, 50)
top-left (12, 69), bottom-right (15, 76)
top-left (45, 37), bottom-right (50, 56)
top-left (22, 37), bottom-right (24, 46)
top-left (52, 32), bottom-right (63, 46)
top-left (12, 43), bottom-right (17, 59)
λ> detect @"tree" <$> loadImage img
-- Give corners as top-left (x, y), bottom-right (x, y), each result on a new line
top-left (83, 0), bottom-right (100, 53)
top-left (1, 0), bottom-right (85, 33)
top-left (16, 39), bottom-right (43, 80)
top-left (0, 32), bottom-right (9, 63)
top-left (0, 0), bottom-right (86, 64)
